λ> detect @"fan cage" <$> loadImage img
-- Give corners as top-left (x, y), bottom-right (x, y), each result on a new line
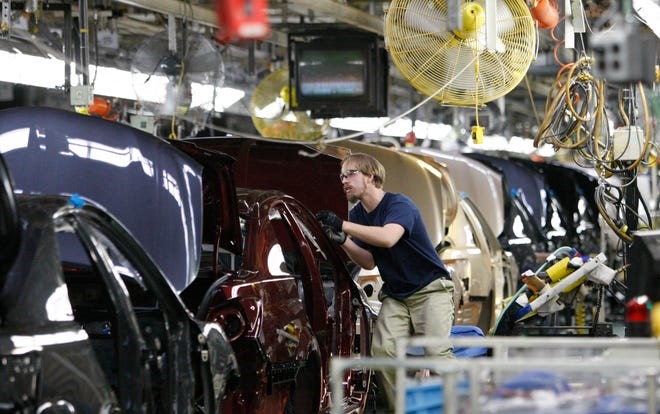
top-left (386, 0), bottom-right (536, 106)
top-left (130, 30), bottom-right (225, 117)
top-left (250, 68), bottom-right (327, 141)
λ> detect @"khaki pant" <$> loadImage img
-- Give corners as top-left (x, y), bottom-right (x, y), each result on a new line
top-left (371, 278), bottom-right (455, 412)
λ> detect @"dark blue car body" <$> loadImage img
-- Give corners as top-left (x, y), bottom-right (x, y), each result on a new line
top-left (0, 106), bottom-right (203, 291)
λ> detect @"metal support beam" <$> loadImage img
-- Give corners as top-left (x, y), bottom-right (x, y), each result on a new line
top-left (113, 0), bottom-right (216, 25)
top-left (112, 0), bottom-right (381, 44)
top-left (112, 0), bottom-right (287, 46)
top-left (79, 0), bottom-right (90, 85)
top-left (287, 0), bottom-right (384, 35)
top-left (1, 0), bottom-right (10, 38)
top-left (64, 0), bottom-right (72, 93)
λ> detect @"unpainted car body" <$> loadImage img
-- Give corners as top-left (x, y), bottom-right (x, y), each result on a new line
top-left (465, 151), bottom-right (604, 259)
top-left (406, 148), bottom-right (505, 237)
top-left (402, 149), bottom-right (529, 279)
top-left (0, 155), bottom-right (237, 413)
top-left (511, 156), bottom-right (602, 256)
top-left (403, 149), bottom-right (518, 331)
top-left (446, 194), bottom-right (518, 330)
top-left (464, 152), bottom-right (550, 234)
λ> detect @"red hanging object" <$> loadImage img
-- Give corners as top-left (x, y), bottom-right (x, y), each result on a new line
top-left (531, 0), bottom-right (559, 29)
top-left (88, 96), bottom-right (111, 118)
top-left (86, 96), bottom-right (119, 121)
top-left (404, 131), bottom-right (417, 146)
top-left (215, 0), bottom-right (270, 43)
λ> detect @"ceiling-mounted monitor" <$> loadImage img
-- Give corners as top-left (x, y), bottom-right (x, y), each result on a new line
top-left (288, 29), bottom-right (388, 119)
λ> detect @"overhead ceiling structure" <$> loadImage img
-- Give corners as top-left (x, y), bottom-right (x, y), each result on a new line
top-left (0, 0), bottom-right (640, 139)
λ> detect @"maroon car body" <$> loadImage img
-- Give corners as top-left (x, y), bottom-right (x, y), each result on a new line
top-left (183, 137), bottom-right (349, 219)
top-left (175, 142), bottom-right (374, 414)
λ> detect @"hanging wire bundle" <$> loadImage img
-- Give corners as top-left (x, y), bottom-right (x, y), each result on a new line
top-left (533, 55), bottom-right (656, 244)
top-left (533, 57), bottom-right (602, 151)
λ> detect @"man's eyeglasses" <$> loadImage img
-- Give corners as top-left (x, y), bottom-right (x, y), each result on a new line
top-left (339, 169), bottom-right (360, 181)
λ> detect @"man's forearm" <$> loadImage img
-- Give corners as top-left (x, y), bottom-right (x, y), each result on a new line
top-left (343, 221), bottom-right (403, 248)
top-left (342, 238), bottom-right (375, 270)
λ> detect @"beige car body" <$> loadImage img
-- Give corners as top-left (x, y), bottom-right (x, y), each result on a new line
top-left (405, 149), bottom-right (517, 330)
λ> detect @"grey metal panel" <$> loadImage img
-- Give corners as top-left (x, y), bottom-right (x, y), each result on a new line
top-left (0, 107), bottom-right (202, 291)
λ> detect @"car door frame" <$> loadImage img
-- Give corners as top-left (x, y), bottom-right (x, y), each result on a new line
top-left (64, 207), bottom-right (203, 413)
top-left (275, 197), bottom-right (373, 409)
top-left (275, 200), bottom-right (329, 334)
top-left (61, 210), bottom-right (155, 411)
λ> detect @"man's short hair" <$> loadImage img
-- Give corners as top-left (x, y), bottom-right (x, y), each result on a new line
top-left (341, 153), bottom-right (386, 188)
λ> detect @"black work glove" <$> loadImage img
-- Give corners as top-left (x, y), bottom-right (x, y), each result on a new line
top-left (316, 210), bottom-right (343, 233)
top-left (323, 225), bottom-right (347, 245)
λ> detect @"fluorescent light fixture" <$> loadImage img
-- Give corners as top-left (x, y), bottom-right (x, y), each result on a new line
top-left (329, 117), bottom-right (390, 134)
top-left (0, 51), bottom-right (546, 153)
top-left (0, 50), bottom-right (245, 111)
top-left (466, 134), bottom-right (553, 155)
top-left (192, 82), bottom-right (245, 112)
top-left (253, 98), bottom-right (285, 119)
top-left (380, 118), bottom-right (413, 137)
top-left (330, 117), bottom-right (458, 141)
top-left (330, 117), bottom-right (417, 137)
top-left (466, 134), bottom-right (509, 151)
top-left (329, 117), bottom-right (547, 153)
top-left (0, 50), bottom-right (64, 89)
top-left (535, 141), bottom-right (558, 157)
top-left (413, 121), bottom-right (454, 141)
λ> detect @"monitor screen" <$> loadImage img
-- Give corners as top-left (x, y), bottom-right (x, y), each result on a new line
top-left (288, 30), bottom-right (388, 118)
top-left (298, 49), bottom-right (366, 98)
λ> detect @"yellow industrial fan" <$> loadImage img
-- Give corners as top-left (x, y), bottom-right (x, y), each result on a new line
top-left (386, 0), bottom-right (536, 139)
top-left (249, 68), bottom-right (328, 140)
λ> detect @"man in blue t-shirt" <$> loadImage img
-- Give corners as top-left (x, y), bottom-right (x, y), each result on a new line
top-left (317, 152), bottom-right (455, 412)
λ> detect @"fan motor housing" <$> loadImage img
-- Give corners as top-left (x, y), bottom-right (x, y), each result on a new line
top-left (159, 54), bottom-right (183, 77)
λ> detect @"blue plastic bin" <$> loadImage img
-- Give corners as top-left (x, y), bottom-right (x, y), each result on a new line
top-left (405, 381), bottom-right (444, 414)
top-left (405, 379), bottom-right (469, 414)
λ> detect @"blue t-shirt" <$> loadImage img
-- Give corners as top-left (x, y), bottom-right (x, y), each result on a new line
top-left (349, 192), bottom-right (449, 300)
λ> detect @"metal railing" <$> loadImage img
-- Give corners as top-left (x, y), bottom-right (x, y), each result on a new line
top-left (330, 336), bottom-right (660, 414)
